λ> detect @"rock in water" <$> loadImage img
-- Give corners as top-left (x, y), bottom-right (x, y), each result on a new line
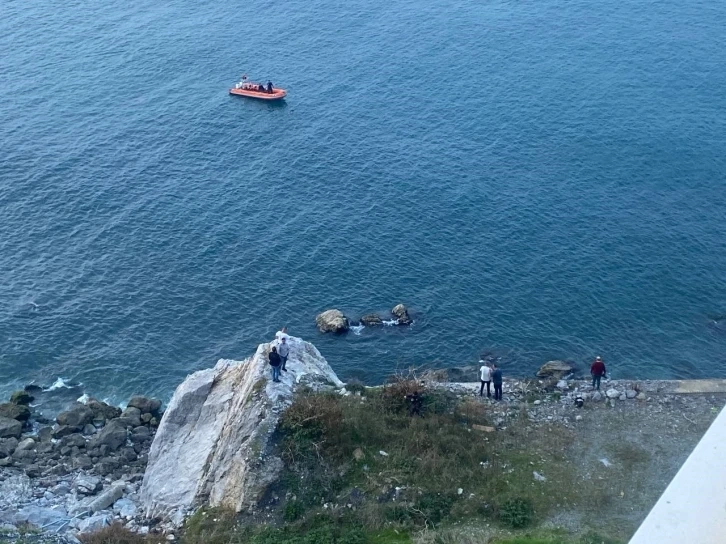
top-left (10, 391), bottom-right (34, 405)
top-left (140, 337), bottom-right (343, 519)
top-left (391, 304), bottom-right (412, 325)
top-left (57, 403), bottom-right (95, 427)
top-left (536, 360), bottom-right (573, 379)
top-left (359, 314), bottom-right (383, 327)
top-left (0, 403), bottom-right (31, 422)
top-left (315, 309), bottom-right (349, 333)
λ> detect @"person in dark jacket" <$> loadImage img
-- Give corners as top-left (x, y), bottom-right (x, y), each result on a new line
top-left (269, 346), bottom-right (282, 382)
top-left (267, 81), bottom-right (273, 93)
top-left (491, 363), bottom-right (503, 401)
top-left (590, 356), bottom-right (607, 390)
top-left (278, 336), bottom-right (290, 372)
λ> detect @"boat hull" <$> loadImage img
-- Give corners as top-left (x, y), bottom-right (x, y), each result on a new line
top-left (229, 87), bottom-right (287, 100)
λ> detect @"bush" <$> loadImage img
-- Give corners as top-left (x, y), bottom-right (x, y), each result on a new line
top-left (283, 500), bottom-right (306, 522)
top-left (78, 523), bottom-right (153, 544)
top-left (345, 380), bottom-right (367, 395)
top-left (498, 497), bottom-right (535, 528)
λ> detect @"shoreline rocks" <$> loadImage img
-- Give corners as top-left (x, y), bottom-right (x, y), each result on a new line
top-left (536, 360), bottom-right (574, 380)
top-left (0, 392), bottom-right (163, 541)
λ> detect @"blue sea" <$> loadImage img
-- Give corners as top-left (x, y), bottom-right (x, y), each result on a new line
top-left (1, 0), bottom-right (725, 405)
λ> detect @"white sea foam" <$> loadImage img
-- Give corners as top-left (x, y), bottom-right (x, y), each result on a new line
top-left (77, 393), bottom-right (90, 404)
top-left (350, 324), bottom-right (365, 336)
top-left (382, 319), bottom-right (399, 326)
top-left (45, 378), bottom-right (71, 391)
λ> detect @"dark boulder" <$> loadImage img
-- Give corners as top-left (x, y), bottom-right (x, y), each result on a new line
top-left (127, 396), bottom-right (162, 416)
top-left (87, 398), bottom-right (122, 422)
top-left (0, 403), bottom-right (31, 422)
top-left (92, 420), bottom-right (128, 451)
top-left (360, 314), bottom-right (383, 326)
top-left (51, 425), bottom-right (81, 439)
top-left (0, 416), bottom-right (22, 439)
top-left (59, 433), bottom-right (87, 449)
top-left (56, 403), bottom-right (94, 428)
top-left (391, 304), bottom-right (413, 325)
top-left (0, 437), bottom-right (19, 457)
top-left (10, 390), bottom-right (34, 405)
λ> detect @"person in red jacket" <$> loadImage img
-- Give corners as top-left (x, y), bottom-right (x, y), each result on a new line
top-left (591, 356), bottom-right (607, 390)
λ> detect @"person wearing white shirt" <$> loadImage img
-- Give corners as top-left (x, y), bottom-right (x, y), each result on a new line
top-left (479, 361), bottom-right (492, 398)
top-left (275, 327), bottom-right (289, 344)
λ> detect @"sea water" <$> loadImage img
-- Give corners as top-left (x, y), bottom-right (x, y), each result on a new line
top-left (1, 0), bottom-right (725, 404)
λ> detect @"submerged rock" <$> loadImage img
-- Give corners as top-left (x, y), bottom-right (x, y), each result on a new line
top-left (391, 304), bottom-right (412, 325)
top-left (536, 360), bottom-right (573, 379)
top-left (140, 336), bottom-right (343, 520)
top-left (359, 314), bottom-right (383, 327)
top-left (315, 309), bottom-right (350, 333)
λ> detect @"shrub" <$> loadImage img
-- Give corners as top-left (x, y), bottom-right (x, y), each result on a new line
top-left (283, 500), bottom-right (306, 522)
top-left (345, 380), bottom-right (367, 395)
top-left (78, 523), bottom-right (153, 544)
top-left (498, 497), bottom-right (535, 528)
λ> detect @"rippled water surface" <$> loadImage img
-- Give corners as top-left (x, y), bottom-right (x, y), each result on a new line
top-left (1, 0), bottom-right (725, 403)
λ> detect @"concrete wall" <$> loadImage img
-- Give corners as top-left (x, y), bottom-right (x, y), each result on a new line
top-left (629, 404), bottom-right (726, 543)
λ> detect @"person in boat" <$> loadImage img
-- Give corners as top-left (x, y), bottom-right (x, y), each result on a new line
top-left (258, 84), bottom-right (266, 92)
top-left (267, 81), bottom-right (273, 93)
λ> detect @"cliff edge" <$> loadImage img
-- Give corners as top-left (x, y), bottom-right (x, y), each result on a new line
top-left (140, 336), bottom-right (343, 520)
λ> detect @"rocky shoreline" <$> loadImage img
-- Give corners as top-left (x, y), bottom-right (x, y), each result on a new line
top-left (1, 342), bottom-right (724, 543)
top-left (0, 391), bottom-right (163, 543)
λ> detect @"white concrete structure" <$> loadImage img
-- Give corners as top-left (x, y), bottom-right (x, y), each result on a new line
top-left (629, 405), bottom-right (726, 543)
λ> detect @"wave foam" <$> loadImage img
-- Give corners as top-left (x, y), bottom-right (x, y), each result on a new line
top-left (45, 378), bottom-right (71, 391)
top-left (350, 324), bottom-right (365, 335)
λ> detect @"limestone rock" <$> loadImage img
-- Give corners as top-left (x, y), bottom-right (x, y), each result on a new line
top-left (10, 391), bottom-right (34, 405)
top-left (75, 475), bottom-right (102, 495)
top-left (14, 505), bottom-right (67, 527)
top-left (605, 388), bottom-right (620, 400)
top-left (141, 336), bottom-right (343, 519)
top-left (0, 417), bottom-right (22, 439)
top-left (16, 438), bottom-right (35, 451)
top-left (78, 513), bottom-right (112, 533)
top-left (536, 360), bottom-right (573, 379)
top-left (57, 403), bottom-right (95, 428)
top-left (591, 391), bottom-right (603, 402)
top-left (315, 309), bottom-right (349, 333)
top-left (636, 392), bottom-right (647, 401)
top-left (113, 498), bottom-right (137, 519)
top-left (359, 314), bottom-right (383, 327)
top-left (391, 304), bottom-right (413, 325)
top-left (556, 380), bottom-right (569, 390)
top-left (625, 389), bottom-right (637, 399)
top-left (87, 482), bottom-right (125, 512)
top-left (127, 396), bottom-right (162, 416)
top-left (0, 403), bottom-right (31, 422)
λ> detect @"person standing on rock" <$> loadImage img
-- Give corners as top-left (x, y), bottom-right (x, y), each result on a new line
top-left (276, 326), bottom-right (289, 344)
top-left (590, 356), bottom-right (607, 390)
top-left (491, 363), bottom-right (503, 401)
top-left (479, 360), bottom-right (492, 398)
top-left (269, 346), bottom-right (282, 382)
top-left (278, 336), bottom-right (290, 372)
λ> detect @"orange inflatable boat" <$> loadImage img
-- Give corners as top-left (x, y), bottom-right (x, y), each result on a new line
top-left (229, 78), bottom-right (286, 100)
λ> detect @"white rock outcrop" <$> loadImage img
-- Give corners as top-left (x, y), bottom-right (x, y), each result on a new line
top-left (140, 336), bottom-right (343, 519)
